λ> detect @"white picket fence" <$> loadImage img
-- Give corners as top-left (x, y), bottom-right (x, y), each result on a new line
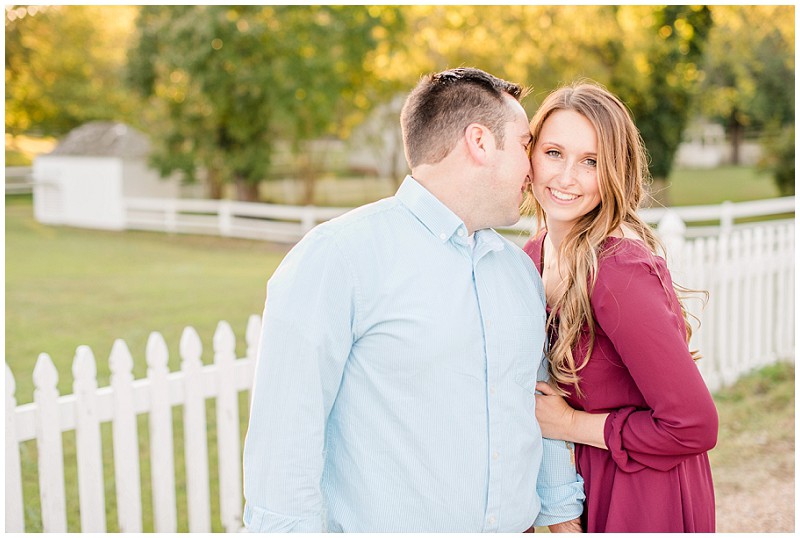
top-left (658, 215), bottom-right (795, 391)
top-left (5, 318), bottom-right (260, 533)
top-left (5, 204), bottom-right (796, 533)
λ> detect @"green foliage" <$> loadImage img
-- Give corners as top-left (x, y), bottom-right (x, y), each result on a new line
top-left (698, 6), bottom-right (795, 132)
top-left (5, 5), bottom-right (141, 137)
top-left (758, 125), bottom-right (795, 195)
top-left (5, 5), bottom-right (792, 201)
top-left (611, 6), bottom-right (713, 181)
top-left (127, 5), bottom-right (402, 200)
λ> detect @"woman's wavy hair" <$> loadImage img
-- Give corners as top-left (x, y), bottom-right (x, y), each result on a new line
top-left (522, 80), bottom-right (703, 396)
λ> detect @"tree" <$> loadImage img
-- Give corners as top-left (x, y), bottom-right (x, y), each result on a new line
top-left (128, 5), bottom-right (397, 202)
top-left (697, 6), bottom-right (794, 165)
top-left (5, 5), bottom-right (140, 138)
top-left (593, 6), bottom-right (713, 205)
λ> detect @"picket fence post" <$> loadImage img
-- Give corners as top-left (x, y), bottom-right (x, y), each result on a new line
top-left (764, 225), bottom-right (776, 368)
top-left (777, 225), bottom-right (795, 358)
top-left (109, 339), bottom-right (143, 532)
top-left (657, 211), bottom-right (686, 281)
top-left (729, 233), bottom-right (744, 380)
top-left (181, 326), bottom-right (212, 532)
top-left (6, 365), bottom-right (24, 532)
top-left (219, 200), bottom-right (233, 237)
top-left (214, 320), bottom-right (243, 533)
top-left (146, 332), bottom-right (177, 532)
top-left (740, 229), bottom-right (756, 374)
top-left (73, 346), bottom-right (106, 532)
top-left (33, 353), bottom-right (67, 532)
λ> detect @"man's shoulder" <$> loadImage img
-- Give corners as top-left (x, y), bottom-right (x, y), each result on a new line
top-left (312, 197), bottom-right (401, 238)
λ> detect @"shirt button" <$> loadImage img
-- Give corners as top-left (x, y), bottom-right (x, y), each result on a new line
top-left (457, 229), bottom-right (465, 237)
top-left (489, 385), bottom-right (496, 395)
top-left (492, 451), bottom-right (499, 460)
top-left (487, 515), bottom-right (497, 525)
top-left (439, 232), bottom-right (447, 240)
top-left (486, 320), bottom-right (492, 329)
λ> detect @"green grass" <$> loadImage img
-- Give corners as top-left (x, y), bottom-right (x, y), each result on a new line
top-left (709, 361), bottom-right (794, 469)
top-left (665, 165), bottom-right (781, 206)
top-left (6, 195), bottom-right (288, 405)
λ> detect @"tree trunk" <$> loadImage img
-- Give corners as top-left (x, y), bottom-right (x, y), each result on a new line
top-left (728, 112), bottom-right (742, 166)
top-left (207, 168), bottom-right (225, 200)
top-left (301, 174), bottom-right (315, 206)
top-left (235, 178), bottom-right (259, 202)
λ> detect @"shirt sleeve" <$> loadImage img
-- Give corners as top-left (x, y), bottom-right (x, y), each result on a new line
top-left (594, 252), bottom-right (718, 473)
top-left (242, 227), bottom-right (357, 532)
top-left (533, 345), bottom-right (586, 526)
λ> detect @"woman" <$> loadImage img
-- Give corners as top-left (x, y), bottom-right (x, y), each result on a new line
top-left (523, 81), bottom-right (718, 532)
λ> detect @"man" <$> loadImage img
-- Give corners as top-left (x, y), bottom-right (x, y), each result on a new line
top-left (242, 67), bottom-right (584, 532)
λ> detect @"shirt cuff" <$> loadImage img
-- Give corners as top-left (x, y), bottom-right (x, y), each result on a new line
top-left (243, 503), bottom-right (323, 533)
top-left (533, 470), bottom-right (585, 526)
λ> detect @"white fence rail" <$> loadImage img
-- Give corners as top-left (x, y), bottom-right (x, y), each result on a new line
top-left (125, 195), bottom-right (795, 244)
top-left (125, 197), bottom-right (350, 244)
top-left (5, 207), bottom-right (796, 533)
top-left (5, 166), bottom-right (34, 194)
top-left (509, 196), bottom-right (796, 238)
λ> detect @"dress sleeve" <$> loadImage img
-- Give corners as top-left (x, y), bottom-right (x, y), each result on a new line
top-left (593, 248), bottom-right (718, 473)
top-left (242, 227), bottom-right (356, 532)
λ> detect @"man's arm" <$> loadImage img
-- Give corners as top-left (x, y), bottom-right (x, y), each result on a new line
top-left (532, 356), bottom-right (585, 530)
top-left (242, 230), bottom-right (355, 532)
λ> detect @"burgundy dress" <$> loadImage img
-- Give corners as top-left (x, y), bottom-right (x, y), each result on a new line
top-left (524, 233), bottom-right (718, 532)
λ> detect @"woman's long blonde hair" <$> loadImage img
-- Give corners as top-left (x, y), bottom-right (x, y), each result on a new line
top-left (522, 81), bottom-right (701, 396)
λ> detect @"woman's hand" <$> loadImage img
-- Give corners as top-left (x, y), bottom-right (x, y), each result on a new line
top-left (534, 381), bottom-right (576, 441)
top-left (535, 381), bottom-right (610, 450)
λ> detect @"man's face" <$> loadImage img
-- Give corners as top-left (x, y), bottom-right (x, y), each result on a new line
top-left (481, 95), bottom-right (533, 229)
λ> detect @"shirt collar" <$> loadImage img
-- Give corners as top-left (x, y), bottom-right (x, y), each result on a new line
top-left (395, 175), bottom-right (507, 254)
top-left (395, 175), bottom-right (465, 243)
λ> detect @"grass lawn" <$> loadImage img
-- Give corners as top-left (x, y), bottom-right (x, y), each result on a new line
top-left (665, 165), bottom-right (781, 206)
top-left (6, 195), bottom-right (289, 405)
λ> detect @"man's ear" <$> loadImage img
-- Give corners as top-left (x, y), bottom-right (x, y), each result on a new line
top-left (464, 123), bottom-right (494, 165)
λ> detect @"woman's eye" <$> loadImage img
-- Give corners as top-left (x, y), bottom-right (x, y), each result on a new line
top-left (586, 158), bottom-right (597, 167)
top-left (546, 149), bottom-right (560, 158)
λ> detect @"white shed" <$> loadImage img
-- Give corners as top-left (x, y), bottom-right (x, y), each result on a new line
top-left (33, 122), bottom-right (183, 230)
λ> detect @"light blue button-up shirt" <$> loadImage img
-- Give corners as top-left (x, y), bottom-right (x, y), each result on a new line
top-left (243, 176), bottom-right (584, 532)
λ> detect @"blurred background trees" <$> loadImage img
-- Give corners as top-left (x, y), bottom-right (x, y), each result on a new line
top-left (5, 4), bottom-right (795, 200)
top-left (5, 5), bottom-right (141, 137)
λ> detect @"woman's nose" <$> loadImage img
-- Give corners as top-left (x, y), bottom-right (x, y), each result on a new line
top-left (556, 161), bottom-right (577, 185)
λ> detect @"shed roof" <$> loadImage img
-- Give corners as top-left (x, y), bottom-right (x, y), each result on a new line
top-left (48, 121), bottom-right (151, 158)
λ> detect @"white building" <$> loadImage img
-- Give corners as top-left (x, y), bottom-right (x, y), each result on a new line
top-left (33, 122), bottom-right (184, 230)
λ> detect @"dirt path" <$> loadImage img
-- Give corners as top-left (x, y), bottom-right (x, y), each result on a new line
top-left (710, 367), bottom-right (795, 533)
top-left (713, 434), bottom-right (795, 532)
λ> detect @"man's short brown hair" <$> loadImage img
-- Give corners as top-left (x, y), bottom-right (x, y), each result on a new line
top-left (400, 67), bottom-right (525, 169)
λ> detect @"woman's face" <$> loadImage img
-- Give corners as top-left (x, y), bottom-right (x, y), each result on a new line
top-left (530, 109), bottom-right (601, 233)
